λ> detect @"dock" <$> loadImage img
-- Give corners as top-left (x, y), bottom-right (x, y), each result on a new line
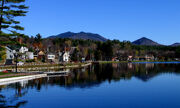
top-left (0, 74), bottom-right (47, 86)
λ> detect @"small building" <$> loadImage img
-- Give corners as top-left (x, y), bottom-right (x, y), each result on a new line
top-left (82, 57), bottom-right (85, 62)
top-left (5, 46), bottom-right (16, 65)
top-left (26, 52), bottom-right (34, 60)
top-left (38, 51), bottom-right (45, 58)
top-left (59, 51), bottom-right (70, 62)
top-left (5, 46), bottom-right (15, 60)
top-left (47, 53), bottom-right (56, 61)
top-left (19, 46), bottom-right (28, 54)
top-left (38, 51), bottom-right (45, 62)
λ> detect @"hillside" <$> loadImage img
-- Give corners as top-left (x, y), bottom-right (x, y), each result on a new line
top-left (132, 37), bottom-right (161, 46)
top-left (48, 32), bottom-right (107, 42)
top-left (170, 43), bottom-right (180, 47)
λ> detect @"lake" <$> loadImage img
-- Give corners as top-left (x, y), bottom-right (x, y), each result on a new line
top-left (1, 62), bottom-right (180, 108)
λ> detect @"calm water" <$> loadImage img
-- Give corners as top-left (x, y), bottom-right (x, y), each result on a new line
top-left (1, 63), bottom-right (180, 108)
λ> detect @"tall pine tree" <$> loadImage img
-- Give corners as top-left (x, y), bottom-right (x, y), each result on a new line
top-left (0, 0), bottom-right (28, 45)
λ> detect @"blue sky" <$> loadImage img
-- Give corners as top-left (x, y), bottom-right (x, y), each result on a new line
top-left (19, 0), bottom-right (180, 45)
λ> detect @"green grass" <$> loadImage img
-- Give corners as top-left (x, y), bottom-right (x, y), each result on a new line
top-left (0, 75), bottom-right (26, 79)
top-left (0, 72), bottom-right (14, 75)
top-left (0, 72), bottom-right (27, 79)
top-left (97, 61), bottom-right (128, 64)
top-left (0, 62), bottom-right (91, 69)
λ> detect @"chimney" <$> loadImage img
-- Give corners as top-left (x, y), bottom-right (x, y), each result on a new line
top-left (17, 37), bottom-right (22, 44)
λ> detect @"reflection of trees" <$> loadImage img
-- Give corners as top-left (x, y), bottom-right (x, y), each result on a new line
top-left (19, 63), bottom-right (180, 89)
top-left (63, 63), bottom-right (180, 87)
top-left (1, 63), bottom-right (180, 94)
top-left (0, 83), bottom-right (28, 108)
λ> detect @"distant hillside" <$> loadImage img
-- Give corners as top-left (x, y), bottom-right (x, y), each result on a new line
top-left (48, 32), bottom-right (107, 42)
top-left (170, 43), bottom-right (180, 47)
top-left (132, 37), bottom-right (161, 46)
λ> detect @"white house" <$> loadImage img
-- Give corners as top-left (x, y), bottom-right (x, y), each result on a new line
top-left (59, 51), bottom-right (70, 62)
top-left (5, 46), bottom-right (16, 59)
top-left (47, 53), bottom-right (56, 60)
top-left (26, 52), bottom-right (34, 60)
top-left (19, 46), bottom-right (28, 54)
top-left (63, 52), bottom-right (69, 62)
top-left (5, 46), bottom-right (16, 65)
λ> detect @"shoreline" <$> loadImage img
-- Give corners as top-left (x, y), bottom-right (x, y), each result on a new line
top-left (0, 62), bottom-right (92, 72)
top-left (0, 74), bottom-right (47, 86)
top-left (0, 61), bottom-right (180, 85)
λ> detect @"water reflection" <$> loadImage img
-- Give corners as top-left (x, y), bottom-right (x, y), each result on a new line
top-left (0, 63), bottom-right (180, 108)
top-left (2, 63), bottom-right (180, 89)
top-left (0, 83), bottom-right (28, 108)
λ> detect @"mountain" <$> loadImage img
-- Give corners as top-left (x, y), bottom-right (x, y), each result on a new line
top-left (132, 37), bottom-right (161, 46)
top-left (48, 32), bottom-right (107, 42)
top-left (170, 43), bottom-right (180, 47)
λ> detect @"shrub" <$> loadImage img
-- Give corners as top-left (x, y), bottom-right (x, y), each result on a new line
top-left (26, 59), bottom-right (35, 63)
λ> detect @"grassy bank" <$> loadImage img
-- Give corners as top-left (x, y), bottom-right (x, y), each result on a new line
top-left (0, 62), bottom-right (92, 71)
top-left (0, 72), bottom-right (35, 79)
top-left (95, 61), bottom-right (128, 64)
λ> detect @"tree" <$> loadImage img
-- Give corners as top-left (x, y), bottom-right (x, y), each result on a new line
top-left (0, 0), bottom-right (28, 45)
top-left (34, 33), bottom-right (42, 43)
top-left (71, 48), bottom-right (80, 61)
top-left (33, 33), bottom-right (43, 49)
top-left (176, 46), bottom-right (180, 58)
top-left (0, 46), bottom-right (5, 61)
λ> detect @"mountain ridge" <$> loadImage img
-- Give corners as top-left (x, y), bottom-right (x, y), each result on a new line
top-left (132, 37), bottom-right (161, 46)
top-left (48, 31), bottom-right (107, 42)
top-left (170, 43), bottom-right (180, 47)
top-left (47, 32), bottom-right (179, 46)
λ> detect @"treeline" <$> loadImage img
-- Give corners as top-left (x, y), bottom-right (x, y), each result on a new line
top-left (25, 34), bottom-right (180, 61)
top-left (1, 33), bottom-right (180, 62)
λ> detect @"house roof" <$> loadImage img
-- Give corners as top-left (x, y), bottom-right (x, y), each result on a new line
top-left (48, 53), bottom-right (55, 55)
top-left (7, 45), bottom-right (21, 51)
top-left (38, 51), bottom-right (45, 55)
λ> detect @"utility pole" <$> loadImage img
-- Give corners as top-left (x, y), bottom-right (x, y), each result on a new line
top-left (14, 53), bottom-right (18, 73)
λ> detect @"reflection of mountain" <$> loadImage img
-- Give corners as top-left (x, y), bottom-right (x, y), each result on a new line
top-left (34, 63), bottom-right (180, 88)
top-left (0, 63), bottom-right (180, 107)
top-left (134, 73), bottom-right (160, 82)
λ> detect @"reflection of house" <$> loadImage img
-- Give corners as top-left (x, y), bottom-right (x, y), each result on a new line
top-left (128, 56), bottom-right (133, 61)
top-left (112, 57), bottom-right (118, 61)
top-left (59, 51), bottom-right (70, 62)
top-left (145, 63), bottom-right (155, 69)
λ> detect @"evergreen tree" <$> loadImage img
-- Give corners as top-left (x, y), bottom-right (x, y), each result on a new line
top-left (0, 0), bottom-right (28, 45)
top-left (34, 33), bottom-right (42, 43)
